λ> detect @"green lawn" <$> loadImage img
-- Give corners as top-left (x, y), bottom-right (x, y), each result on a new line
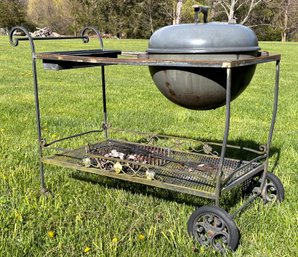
top-left (0, 35), bottom-right (297, 257)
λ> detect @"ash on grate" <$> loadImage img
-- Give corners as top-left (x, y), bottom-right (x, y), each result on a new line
top-left (104, 149), bottom-right (141, 162)
top-left (82, 144), bottom-right (167, 180)
top-left (85, 142), bottom-right (169, 166)
top-left (82, 142), bottom-right (217, 177)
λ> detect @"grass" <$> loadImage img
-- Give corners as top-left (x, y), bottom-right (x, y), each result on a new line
top-left (0, 35), bottom-right (297, 256)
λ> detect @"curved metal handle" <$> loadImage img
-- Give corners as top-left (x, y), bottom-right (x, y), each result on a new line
top-left (193, 5), bottom-right (209, 24)
top-left (81, 26), bottom-right (104, 50)
top-left (9, 26), bottom-right (36, 55)
top-left (10, 26), bottom-right (104, 54)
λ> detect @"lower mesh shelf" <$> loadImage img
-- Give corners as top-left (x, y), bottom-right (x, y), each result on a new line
top-left (42, 139), bottom-right (261, 198)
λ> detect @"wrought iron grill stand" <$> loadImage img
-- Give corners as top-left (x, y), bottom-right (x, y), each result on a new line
top-left (9, 26), bottom-right (284, 251)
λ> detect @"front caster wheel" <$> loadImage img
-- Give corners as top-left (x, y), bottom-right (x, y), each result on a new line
top-left (187, 205), bottom-right (240, 252)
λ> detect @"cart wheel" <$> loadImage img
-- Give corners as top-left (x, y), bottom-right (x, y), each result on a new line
top-left (262, 172), bottom-right (284, 203)
top-left (187, 205), bottom-right (240, 252)
top-left (242, 172), bottom-right (284, 202)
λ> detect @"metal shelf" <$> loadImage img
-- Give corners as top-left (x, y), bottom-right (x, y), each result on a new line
top-left (42, 139), bottom-right (263, 199)
top-left (36, 51), bottom-right (280, 69)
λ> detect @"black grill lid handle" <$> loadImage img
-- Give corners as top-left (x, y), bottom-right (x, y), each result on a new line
top-left (193, 5), bottom-right (209, 24)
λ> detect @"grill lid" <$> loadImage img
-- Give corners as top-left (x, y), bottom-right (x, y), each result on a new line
top-left (147, 22), bottom-right (260, 54)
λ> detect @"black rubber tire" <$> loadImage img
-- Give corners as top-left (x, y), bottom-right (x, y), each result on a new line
top-left (187, 205), bottom-right (240, 252)
top-left (262, 172), bottom-right (285, 203)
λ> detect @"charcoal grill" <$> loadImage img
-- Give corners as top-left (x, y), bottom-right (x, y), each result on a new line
top-left (9, 11), bottom-right (284, 252)
top-left (147, 11), bottom-right (260, 110)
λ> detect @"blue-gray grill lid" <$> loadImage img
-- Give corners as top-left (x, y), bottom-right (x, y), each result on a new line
top-left (147, 22), bottom-right (260, 54)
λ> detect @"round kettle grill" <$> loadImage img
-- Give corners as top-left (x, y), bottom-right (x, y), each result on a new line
top-left (147, 6), bottom-right (260, 110)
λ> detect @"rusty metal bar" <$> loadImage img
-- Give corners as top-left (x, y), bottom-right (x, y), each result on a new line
top-left (14, 36), bottom-right (88, 42)
top-left (259, 59), bottom-right (280, 192)
top-left (101, 66), bottom-right (108, 139)
top-left (231, 193), bottom-right (259, 218)
top-left (42, 130), bottom-right (103, 147)
top-left (215, 67), bottom-right (232, 206)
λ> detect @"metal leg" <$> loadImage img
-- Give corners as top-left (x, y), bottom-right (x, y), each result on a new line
top-left (9, 26), bottom-right (48, 194)
top-left (32, 58), bottom-right (49, 194)
top-left (260, 60), bottom-right (280, 191)
top-left (215, 67), bottom-right (232, 206)
top-left (101, 65), bottom-right (108, 139)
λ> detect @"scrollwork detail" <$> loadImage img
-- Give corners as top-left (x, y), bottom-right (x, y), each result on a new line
top-left (262, 182), bottom-right (277, 202)
top-left (195, 213), bottom-right (230, 251)
top-left (80, 26), bottom-right (104, 50)
top-left (82, 156), bottom-right (163, 182)
top-left (259, 144), bottom-right (267, 154)
top-left (9, 26), bottom-right (36, 55)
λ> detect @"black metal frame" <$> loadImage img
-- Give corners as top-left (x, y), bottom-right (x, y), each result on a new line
top-left (9, 26), bottom-right (280, 211)
top-left (9, 26), bottom-right (104, 193)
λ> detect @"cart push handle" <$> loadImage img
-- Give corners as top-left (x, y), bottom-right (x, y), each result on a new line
top-left (8, 25), bottom-right (104, 193)
top-left (9, 26), bottom-right (104, 56)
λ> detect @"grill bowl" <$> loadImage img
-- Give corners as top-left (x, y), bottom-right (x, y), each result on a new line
top-left (147, 23), bottom-right (260, 110)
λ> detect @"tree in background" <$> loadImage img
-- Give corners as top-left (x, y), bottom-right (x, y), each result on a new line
top-left (76, 0), bottom-right (174, 38)
top-left (135, 0), bottom-right (173, 36)
top-left (1, 0), bottom-right (296, 41)
top-left (174, 0), bottom-right (183, 24)
top-left (0, 0), bottom-right (26, 33)
top-left (208, 0), bottom-right (269, 24)
top-left (26, 0), bottom-right (75, 35)
top-left (269, 0), bottom-right (298, 41)
top-left (173, 1), bottom-right (208, 24)
top-left (207, 0), bottom-right (297, 41)
top-left (248, 1), bottom-right (281, 40)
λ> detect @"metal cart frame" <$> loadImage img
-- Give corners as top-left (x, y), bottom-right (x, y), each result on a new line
top-left (9, 26), bottom-right (283, 252)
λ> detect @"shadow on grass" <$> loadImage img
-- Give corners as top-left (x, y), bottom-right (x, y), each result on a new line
top-left (70, 136), bottom-right (280, 212)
